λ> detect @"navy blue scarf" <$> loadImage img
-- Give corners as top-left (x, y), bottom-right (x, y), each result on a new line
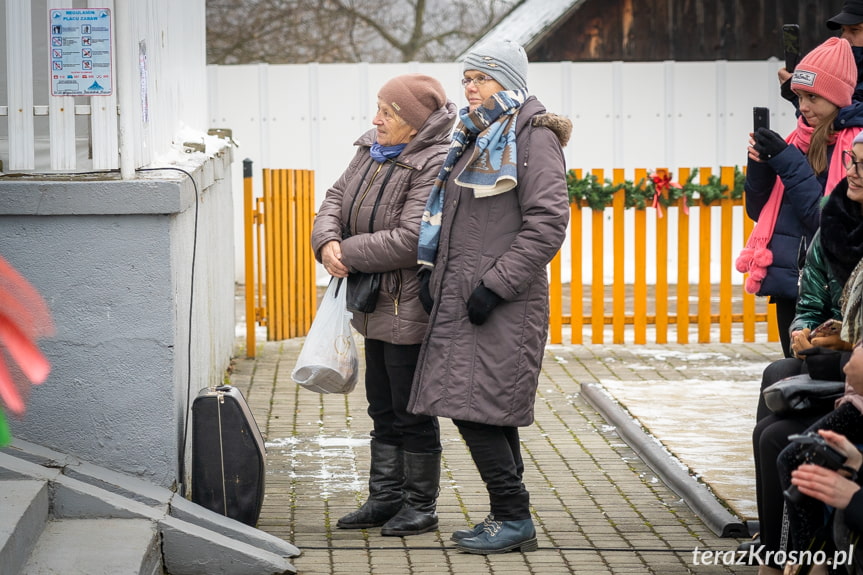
top-left (370, 142), bottom-right (407, 163)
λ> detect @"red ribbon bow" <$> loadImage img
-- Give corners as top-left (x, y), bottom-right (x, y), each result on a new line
top-left (649, 171), bottom-right (684, 217)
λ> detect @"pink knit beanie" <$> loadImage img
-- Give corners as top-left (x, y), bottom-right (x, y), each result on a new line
top-left (790, 37), bottom-right (856, 108)
top-left (378, 74), bottom-right (446, 130)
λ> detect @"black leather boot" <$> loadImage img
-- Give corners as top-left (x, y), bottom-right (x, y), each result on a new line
top-left (380, 451), bottom-right (440, 536)
top-left (337, 441), bottom-right (403, 529)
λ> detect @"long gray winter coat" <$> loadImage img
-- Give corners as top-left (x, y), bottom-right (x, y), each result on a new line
top-left (311, 102), bottom-right (457, 345)
top-left (408, 96), bottom-right (571, 427)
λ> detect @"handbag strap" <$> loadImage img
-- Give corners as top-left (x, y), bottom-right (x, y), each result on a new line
top-left (367, 161), bottom-right (398, 233)
top-left (344, 159), bottom-right (399, 236)
top-left (343, 160), bottom-right (374, 238)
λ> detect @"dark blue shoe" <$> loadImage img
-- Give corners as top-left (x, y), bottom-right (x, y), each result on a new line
top-left (454, 519), bottom-right (538, 554)
top-left (450, 514), bottom-right (493, 542)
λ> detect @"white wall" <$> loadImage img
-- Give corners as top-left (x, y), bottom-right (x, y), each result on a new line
top-left (0, 0), bottom-right (208, 172)
top-left (208, 59), bottom-right (797, 285)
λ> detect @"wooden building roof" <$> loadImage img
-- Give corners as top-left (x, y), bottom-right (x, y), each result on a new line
top-left (464, 0), bottom-right (848, 62)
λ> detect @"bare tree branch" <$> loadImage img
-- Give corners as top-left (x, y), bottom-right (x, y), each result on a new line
top-left (206, 0), bottom-right (522, 64)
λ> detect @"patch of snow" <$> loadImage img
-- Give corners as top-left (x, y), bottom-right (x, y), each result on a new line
top-left (144, 123), bottom-right (235, 170)
top-left (264, 434), bottom-right (371, 498)
top-left (629, 348), bottom-right (732, 362)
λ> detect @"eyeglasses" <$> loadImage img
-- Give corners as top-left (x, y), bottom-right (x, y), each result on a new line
top-left (461, 75), bottom-right (495, 87)
top-left (843, 150), bottom-right (863, 177)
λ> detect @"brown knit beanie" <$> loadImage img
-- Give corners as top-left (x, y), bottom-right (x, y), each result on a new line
top-left (790, 37), bottom-right (856, 108)
top-left (377, 74), bottom-right (446, 130)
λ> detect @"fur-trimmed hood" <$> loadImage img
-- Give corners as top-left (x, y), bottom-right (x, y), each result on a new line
top-left (532, 113), bottom-right (572, 148)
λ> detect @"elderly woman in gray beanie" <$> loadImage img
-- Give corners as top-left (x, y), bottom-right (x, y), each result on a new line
top-left (312, 74), bottom-right (456, 537)
top-left (409, 40), bottom-right (572, 554)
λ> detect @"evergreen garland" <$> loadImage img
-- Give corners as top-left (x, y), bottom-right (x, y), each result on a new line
top-left (566, 167), bottom-right (746, 211)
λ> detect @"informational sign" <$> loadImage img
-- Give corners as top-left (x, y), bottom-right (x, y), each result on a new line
top-left (50, 8), bottom-right (113, 96)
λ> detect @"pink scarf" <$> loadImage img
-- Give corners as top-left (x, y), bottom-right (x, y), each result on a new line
top-left (736, 118), bottom-right (861, 294)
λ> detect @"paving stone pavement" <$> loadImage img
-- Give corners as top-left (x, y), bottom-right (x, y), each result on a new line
top-left (228, 331), bottom-right (782, 575)
top-left (576, 340), bottom-right (779, 522)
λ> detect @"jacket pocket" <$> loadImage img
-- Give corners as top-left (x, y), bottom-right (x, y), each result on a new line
top-left (464, 255), bottom-right (498, 302)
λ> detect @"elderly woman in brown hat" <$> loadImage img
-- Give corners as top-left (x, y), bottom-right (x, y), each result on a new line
top-left (312, 74), bottom-right (456, 536)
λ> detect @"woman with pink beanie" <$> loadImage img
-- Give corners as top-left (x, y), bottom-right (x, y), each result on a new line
top-left (738, 37), bottom-right (863, 361)
top-left (738, 37), bottom-right (863, 575)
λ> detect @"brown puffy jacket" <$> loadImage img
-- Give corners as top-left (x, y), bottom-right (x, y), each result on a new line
top-left (408, 96), bottom-right (571, 427)
top-left (311, 102), bottom-right (457, 345)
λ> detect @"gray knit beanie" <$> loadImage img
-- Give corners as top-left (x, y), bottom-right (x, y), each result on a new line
top-left (462, 39), bottom-right (528, 92)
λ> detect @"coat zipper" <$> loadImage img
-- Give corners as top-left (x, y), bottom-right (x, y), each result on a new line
top-left (392, 272), bottom-right (401, 316)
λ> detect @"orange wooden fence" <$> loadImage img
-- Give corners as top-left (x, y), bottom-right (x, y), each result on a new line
top-left (548, 166), bottom-right (779, 345)
top-left (244, 165), bottom-right (779, 350)
top-left (244, 166), bottom-right (317, 356)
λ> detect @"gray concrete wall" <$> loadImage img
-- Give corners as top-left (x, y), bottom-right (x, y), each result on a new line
top-left (0, 146), bottom-right (235, 490)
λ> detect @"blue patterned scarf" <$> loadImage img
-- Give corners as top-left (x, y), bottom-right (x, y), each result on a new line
top-left (417, 90), bottom-right (526, 266)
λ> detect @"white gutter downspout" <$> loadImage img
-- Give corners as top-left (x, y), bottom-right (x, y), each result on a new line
top-left (115, 0), bottom-right (135, 179)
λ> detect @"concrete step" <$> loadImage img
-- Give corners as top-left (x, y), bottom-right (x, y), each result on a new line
top-left (1, 441), bottom-right (299, 574)
top-left (0, 479), bottom-right (49, 575)
top-left (22, 518), bottom-right (162, 575)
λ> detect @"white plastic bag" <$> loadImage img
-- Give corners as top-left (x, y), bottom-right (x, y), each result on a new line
top-left (291, 278), bottom-right (359, 394)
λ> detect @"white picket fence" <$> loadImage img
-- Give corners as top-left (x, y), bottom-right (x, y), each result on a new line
top-left (0, 0), bottom-right (206, 175)
top-left (206, 59), bottom-right (798, 282)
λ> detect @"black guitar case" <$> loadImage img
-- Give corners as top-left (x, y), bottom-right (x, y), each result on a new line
top-left (191, 385), bottom-right (266, 526)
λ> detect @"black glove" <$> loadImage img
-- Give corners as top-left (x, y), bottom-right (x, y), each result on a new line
top-left (753, 127), bottom-right (788, 160)
top-left (417, 269), bottom-right (433, 315)
top-left (466, 283), bottom-right (502, 326)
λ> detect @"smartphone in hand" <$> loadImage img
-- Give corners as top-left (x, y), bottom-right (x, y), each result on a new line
top-left (783, 24), bottom-right (801, 72)
top-left (811, 318), bottom-right (842, 339)
top-left (753, 107), bottom-right (770, 132)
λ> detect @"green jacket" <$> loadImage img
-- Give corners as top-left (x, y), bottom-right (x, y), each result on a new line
top-left (789, 228), bottom-right (844, 335)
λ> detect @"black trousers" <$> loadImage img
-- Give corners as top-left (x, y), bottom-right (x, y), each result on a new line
top-left (364, 339), bottom-right (440, 454)
top-left (773, 296), bottom-right (797, 360)
top-left (453, 419), bottom-right (530, 521)
top-left (753, 410), bottom-right (825, 563)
